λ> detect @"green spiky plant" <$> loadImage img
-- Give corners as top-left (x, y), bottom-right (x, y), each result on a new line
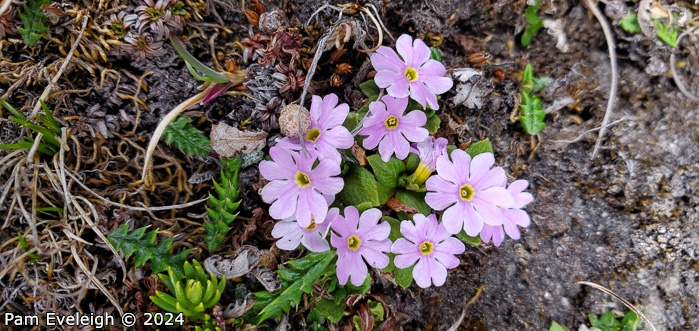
top-left (151, 260), bottom-right (226, 323)
top-left (162, 116), bottom-right (212, 158)
top-left (204, 157), bottom-right (242, 252)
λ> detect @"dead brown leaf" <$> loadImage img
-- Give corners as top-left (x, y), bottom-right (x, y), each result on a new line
top-left (210, 122), bottom-right (267, 158)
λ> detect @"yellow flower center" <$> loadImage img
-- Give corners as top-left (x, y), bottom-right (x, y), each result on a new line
top-left (404, 67), bottom-right (418, 82)
top-left (384, 115), bottom-right (399, 130)
top-left (306, 127), bottom-right (321, 142)
top-left (295, 171), bottom-right (311, 188)
top-left (347, 235), bottom-right (361, 251)
top-left (419, 241), bottom-right (434, 255)
top-left (459, 184), bottom-right (475, 201)
top-left (305, 219), bottom-right (317, 230)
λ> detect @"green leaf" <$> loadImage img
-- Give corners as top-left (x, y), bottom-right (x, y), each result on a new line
top-left (464, 138), bottom-right (494, 158)
top-left (366, 155), bottom-right (406, 189)
top-left (620, 310), bottom-right (643, 331)
top-left (519, 94), bottom-right (546, 135)
top-left (548, 321), bottom-right (566, 331)
top-left (170, 35), bottom-right (230, 84)
top-left (254, 251), bottom-right (335, 323)
top-left (108, 224), bottom-right (192, 276)
top-left (395, 190), bottom-right (431, 215)
top-left (521, 63), bottom-right (535, 94)
top-left (653, 18), bottom-right (678, 47)
top-left (382, 216), bottom-right (403, 242)
top-left (315, 298), bottom-right (343, 323)
top-left (395, 266), bottom-right (414, 289)
top-left (18, 0), bottom-right (50, 47)
top-left (521, 0), bottom-right (543, 47)
top-left (429, 47), bottom-right (443, 62)
top-left (619, 12), bottom-right (641, 34)
top-left (338, 164), bottom-right (380, 211)
top-left (455, 230), bottom-right (482, 246)
top-left (376, 182), bottom-right (393, 205)
top-left (359, 79), bottom-right (380, 100)
top-left (162, 116), bottom-right (212, 158)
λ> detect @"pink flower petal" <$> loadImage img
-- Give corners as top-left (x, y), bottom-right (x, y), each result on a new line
top-left (435, 237), bottom-right (465, 256)
top-left (371, 46), bottom-right (405, 72)
top-left (418, 60), bottom-right (447, 78)
top-left (443, 150), bottom-right (471, 185)
top-left (382, 96), bottom-right (409, 115)
top-left (268, 188), bottom-right (299, 220)
top-left (469, 153), bottom-right (495, 183)
top-left (442, 204), bottom-right (466, 235)
top-left (361, 244), bottom-right (390, 269)
top-left (301, 230), bottom-right (330, 252)
top-left (409, 37), bottom-right (431, 68)
top-left (321, 126), bottom-right (354, 149)
top-left (392, 237), bottom-right (418, 255)
top-left (309, 95), bottom-right (323, 123)
top-left (476, 186), bottom-right (514, 207)
top-left (347, 252), bottom-right (368, 286)
top-left (473, 201), bottom-right (505, 226)
top-left (503, 208), bottom-right (530, 228)
top-left (432, 250), bottom-right (460, 269)
top-left (295, 189), bottom-right (328, 228)
top-left (375, 71), bottom-right (409, 97)
top-left (395, 34), bottom-right (415, 66)
top-left (394, 251), bottom-right (420, 269)
top-left (399, 109), bottom-right (428, 128)
top-left (461, 203), bottom-right (484, 236)
top-left (357, 208), bottom-right (382, 233)
top-left (474, 167), bottom-right (507, 190)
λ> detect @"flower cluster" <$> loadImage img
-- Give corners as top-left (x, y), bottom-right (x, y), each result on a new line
top-left (259, 34), bottom-right (533, 290)
top-left (108, 0), bottom-right (187, 60)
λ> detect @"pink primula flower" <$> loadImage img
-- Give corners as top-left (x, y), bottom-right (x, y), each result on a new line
top-left (480, 180), bottom-right (533, 246)
top-left (259, 147), bottom-right (343, 227)
top-left (330, 207), bottom-right (392, 286)
top-left (359, 96), bottom-right (429, 162)
top-left (371, 34), bottom-right (453, 110)
top-left (276, 93), bottom-right (354, 163)
top-left (271, 207), bottom-right (338, 252)
top-left (425, 151), bottom-right (514, 236)
top-left (391, 214), bottom-right (465, 288)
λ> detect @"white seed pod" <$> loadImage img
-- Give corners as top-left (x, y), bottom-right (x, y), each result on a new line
top-left (278, 104), bottom-right (310, 138)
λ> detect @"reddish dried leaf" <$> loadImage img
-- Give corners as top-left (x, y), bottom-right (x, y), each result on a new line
top-left (386, 197), bottom-right (419, 214)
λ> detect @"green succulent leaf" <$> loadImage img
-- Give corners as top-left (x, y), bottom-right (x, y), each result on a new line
top-left (395, 265), bottom-right (414, 289)
top-left (163, 116), bottom-right (212, 158)
top-left (653, 18), bottom-right (678, 47)
top-left (359, 79), bottom-right (380, 100)
top-left (108, 224), bottom-right (192, 276)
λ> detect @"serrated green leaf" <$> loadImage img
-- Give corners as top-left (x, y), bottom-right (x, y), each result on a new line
top-left (107, 224), bottom-right (191, 276)
top-left (395, 266), bottom-right (414, 289)
top-left (338, 164), bottom-right (380, 211)
top-left (254, 251), bottom-right (335, 323)
top-left (464, 138), bottom-right (494, 158)
top-left (359, 79), bottom-right (380, 100)
top-left (395, 190), bottom-right (431, 215)
top-left (315, 298), bottom-right (344, 323)
top-left (163, 116), bottom-right (212, 158)
top-left (619, 12), bottom-right (641, 34)
top-left (366, 155), bottom-right (406, 189)
top-left (18, 0), bottom-right (50, 47)
top-left (521, 63), bottom-right (535, 94)
top-left (653, 18), bottom-right (678, 47)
